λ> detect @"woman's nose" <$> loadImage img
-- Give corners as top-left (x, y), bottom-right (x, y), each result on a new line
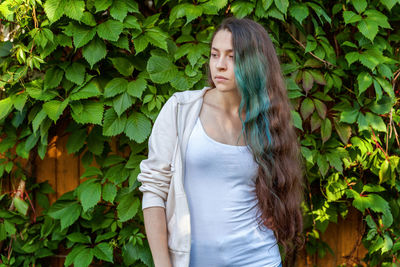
top-left (216, 57), bottom-right (227, 69)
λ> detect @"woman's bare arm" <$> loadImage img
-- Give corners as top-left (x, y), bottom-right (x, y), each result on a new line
top-left (143, 207), bottom-right (172, 267)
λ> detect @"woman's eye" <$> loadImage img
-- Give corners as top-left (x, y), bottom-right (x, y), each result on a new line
top-left (211, 53), bottom-right (218, 57)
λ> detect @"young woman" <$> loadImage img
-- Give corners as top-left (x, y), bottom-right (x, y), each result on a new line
top-left (137, 17), bottom-right (304, 267)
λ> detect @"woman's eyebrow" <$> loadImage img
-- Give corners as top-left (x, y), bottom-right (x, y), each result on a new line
top-left (211, 47), bottom-right (233, 53)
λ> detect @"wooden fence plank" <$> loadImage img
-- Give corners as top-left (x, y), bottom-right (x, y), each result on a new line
top-left (55, 134), bottom-right (80, 197)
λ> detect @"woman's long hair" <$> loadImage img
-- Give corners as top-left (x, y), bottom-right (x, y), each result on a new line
top-left (207, 17), bottom-right (305, 254)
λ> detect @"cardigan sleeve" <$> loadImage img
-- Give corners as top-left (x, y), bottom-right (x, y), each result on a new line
top-left (137, 94), bottom-right (178, 209)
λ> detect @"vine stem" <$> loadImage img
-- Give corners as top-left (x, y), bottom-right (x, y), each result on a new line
top-left (8, 180), bottom-right (26, 211)
top-left (0, 179), bottom-right (25, 260)
top-left (284, 25), bottom-right (336, 68)
top-left (370, 127), bottom-right (389, 160)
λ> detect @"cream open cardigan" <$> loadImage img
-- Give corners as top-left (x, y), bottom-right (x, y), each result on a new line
top-left (138, 86), bottom-right (213, 267)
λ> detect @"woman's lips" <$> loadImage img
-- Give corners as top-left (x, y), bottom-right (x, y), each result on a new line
top-left (215, 76), bottom-right (228, 82)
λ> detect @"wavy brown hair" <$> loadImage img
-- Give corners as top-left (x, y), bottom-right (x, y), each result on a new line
top-left (207, 16), bottom-right (305, 254)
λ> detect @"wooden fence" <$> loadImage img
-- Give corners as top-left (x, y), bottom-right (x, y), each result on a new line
top-left (3, 133), bottom-right (367, 266)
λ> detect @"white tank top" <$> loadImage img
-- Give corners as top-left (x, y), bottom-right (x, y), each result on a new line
top-left (183, 117), bottom-right (282, 267)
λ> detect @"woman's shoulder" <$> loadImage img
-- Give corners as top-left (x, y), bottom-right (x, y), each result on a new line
top-left (172, 86), bottom-right (212, 104)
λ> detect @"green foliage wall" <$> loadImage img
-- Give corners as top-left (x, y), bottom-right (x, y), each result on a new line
top-left (0, 0), bottom-right (399, 266)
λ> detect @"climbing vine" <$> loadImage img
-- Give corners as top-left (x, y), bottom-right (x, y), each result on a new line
top-left (0, 0), bottom-right (399, 266)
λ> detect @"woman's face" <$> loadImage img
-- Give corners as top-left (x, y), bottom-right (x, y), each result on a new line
top-left (209, 29), bottom-right (237, 92)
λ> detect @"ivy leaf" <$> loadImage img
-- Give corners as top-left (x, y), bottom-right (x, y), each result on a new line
top-left (357, 19), bottom-right (379, 42)
top-left (43, 100), bottom-right (68, 122)
top-left (94, 0), bottom-right (112, 12)
top-left (145, 27), bottom-right (169, 52)
top-left (103, 109), bottom-right (127, 136)
top-left (347, 190), bottom-right (390, 213)
top-left (105, 164), bottom-right (130, 184)
top-left (67, 232), bottom-right (91, 244)
top-left (352, 0), bottom-right (367, 13)
top-left (44, 0), bottom-right (66, 23)
top-left (289, 4), bottom-right (309, 24)
top-left (76, 179), bottom-right (102, 212)
top-left (379, 159), bottom-right (390, 184)
top-left (13, 197), bottom-right (29, 215)
top-left (70, 80), bottom-right (102, 100)
top-left (64, 0), bottom-right (85, 21)
top-left (127, 78), bottom-right (147, 98)
top-left (133, 34), bottom-right (150, 54)
top-left (123, 242), bottom-right (153, 266)
top-left (313, 99), bottom-right (327, 119)
top-left (95, 232), bottom-right (118, 243)
top-left (102, 183), bottom-right (117, 203)
top-left (74, 247), bottom-right (94, 267)
top-left (321, 118), bottom-right (332, 143)
top-left (170, 71), bottom-right (202, 91)
top-left (72, 25), bottom-right (96, 49)
top-left (365, 112), bottom-right (386, 132)
top-left (274, 0), bottom-right (289, 14)
top-left (365, 9), bottom-right (391, 29)
top-left (290, 110), bottom-right (303, 131)
top-left (340, 109), bottom-right (359, 124)
top-left (70, 101), bottom-right (104, 125)
top-left (382, 233), bottom-right (393, 253)
top-left (110, 0), bottom-right (128, 22)
top-left (231, 1), bottom-right (255, 18)
top-left (104, 78), bottom-right (128, 98)
top-left (93, 243), bottom-right (114, 263)
top-left (305, 35), bottom-right (317, 53)
top-left (300, 98), bottom-right (314, 120)
top-left (375, 76), bottom-right (395, 98)
top-left (124, 15), bottom-right (141, 30)
top-left (369, 96), bottom-right (393, 115)
top-left (0, 41), bottom-right (12, 57)
top-left (333, 117), bottom-right (351, 144)
top-left (357, 72), bottom-right (372, 95)
top-left (81, 11), bottom-right (96, 26)
top-left (117, 193), bottom-right (140, 222)
top-left (0, 97), bottom-right (13, 121)
top-left (316, 153), bottom-right (329, 177)
top-left (380, 0), bottom-right (397, 10)
top-left (82, 37), bottom-right (107, 68)
top-left (48, 201), bottom-right (82, 230)
top-left (97, 19), bottom-right (123, 41)
top-left (32, 109), bottom-right (47, 133)
top-left (345, 52), bottom-right (359, 66)
top-left (357, 112), bottom-right (369, 131)
top-left (110, 57), bottom-right (134, 77)
top-left (65, 245), bottom-right (86, 266)
top-left (44, 67), bottom-right (64, 90)
top-left (302, 70), bottom-right (313, 92)
top-left (111, 35), bottom-right (130, 51)
top-left (4, 220), bottom-right (16, 235)
top-left (125, 112), bottom-right (152, 143)
top-left (359, 50), bottom-right (381, 71)
top-left (343, 11), bottom-right (362, 24)
top-left (326, 151), bottom-right (343, 173)
top-left (87, 126), bottom-right (105, 155)
top-left (186, 43), bottom-right (209, 68)
top-left (169, 3), bottom-right (203, 26)
top-left (113, 92), bottom-right (133, 116)
top-left (147, 55), bottom-right (178, 84)
top-left (310, 112), bottom-right (322, 132)
top-left (65, 62), bottom-right (85, 85)
top-left (309, 70), bottom-right (326, 85)
top-left (66, 128), bottom-right (86, 154)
